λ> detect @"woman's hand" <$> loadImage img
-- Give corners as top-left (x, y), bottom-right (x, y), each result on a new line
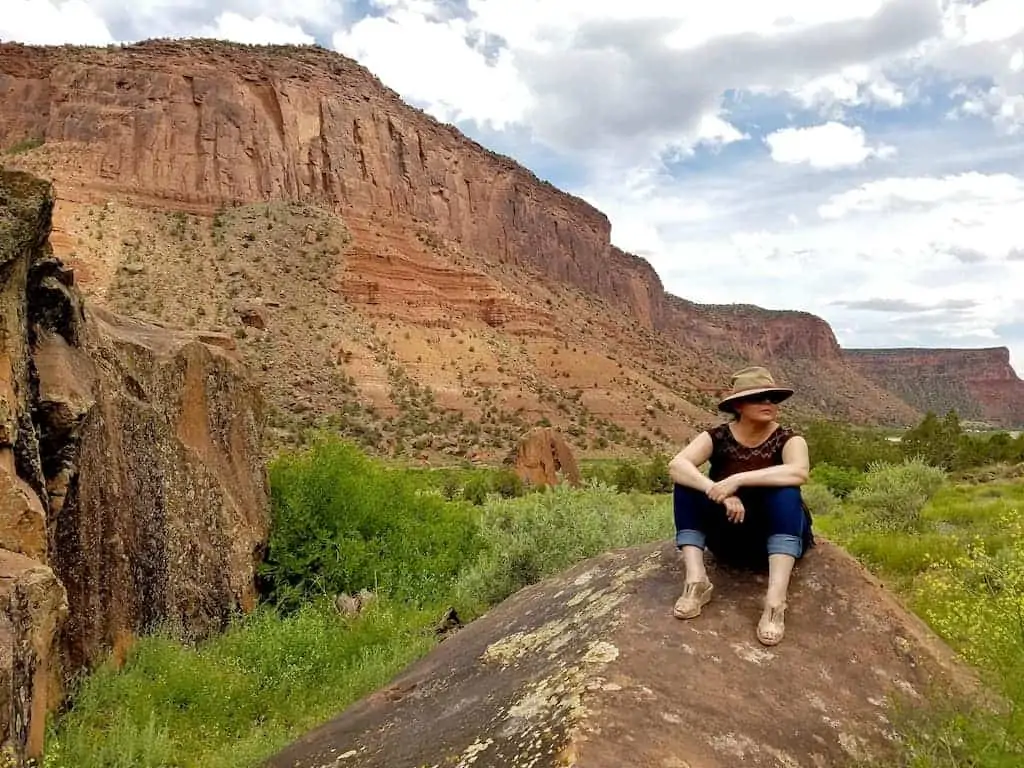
top-left (724, 496), bottom-right (745, 524)
top-left (707, 475), bottom-right (742, 503)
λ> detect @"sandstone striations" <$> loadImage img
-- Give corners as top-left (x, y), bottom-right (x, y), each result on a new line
top-left (0, 39), bottom-right (938, 458)
top-left (266, 540), bottom-right (981, 768)
top-left (845, 347), bottom-right (1024, 428)
top-left (0, 167), bottom-right (270, 758)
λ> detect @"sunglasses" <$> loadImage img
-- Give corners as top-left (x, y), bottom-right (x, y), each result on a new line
top-left (735, 393), bottom-right (784, 406)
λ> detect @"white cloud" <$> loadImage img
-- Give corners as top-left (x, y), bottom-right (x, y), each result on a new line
top-left (201, 12), bottom-right (315, 45)
top-left (333, 6), bottom-right (532, 130)
top-left (0, 0), bottom-right (114, 45)
top-left (764, 122), bottom-right (896, 169)
top-left (792, 65), bottom-right (906, 112)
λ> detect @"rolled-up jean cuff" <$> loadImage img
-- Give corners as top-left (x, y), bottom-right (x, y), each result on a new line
top-left (767, 533), bottom-right (803, 558)
top-left (675, 529), bottom-right (706, 550)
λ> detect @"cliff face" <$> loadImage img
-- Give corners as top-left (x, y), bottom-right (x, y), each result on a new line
top-left (0, 41), bottom-right (660, 328)
top-left (0, 168), bottom-right (270, 759)
top-left (667, 300), bottom-right (920, 424)
top-left (845, 347), bottom-right (1024, 427)
top-left (0, 40), bottom-right (935, 446)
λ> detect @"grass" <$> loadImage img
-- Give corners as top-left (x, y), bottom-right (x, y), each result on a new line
top-left (44, 438), bottom-right (672, 768)
top-left (40, 442), bottom-right (1024, 767)
top-left (815, 475), bottom-right (1024, 766)
top-left (43, 601), bottom-right (441, 768)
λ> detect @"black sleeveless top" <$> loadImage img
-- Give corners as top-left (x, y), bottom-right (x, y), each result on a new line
top-left (708, 423), bottom-right (799, 482)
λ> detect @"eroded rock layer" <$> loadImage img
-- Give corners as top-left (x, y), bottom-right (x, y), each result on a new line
top-left (845, 347), bottom-right (1024, 427)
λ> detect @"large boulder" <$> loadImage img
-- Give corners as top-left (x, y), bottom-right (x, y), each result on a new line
top-left (510, 426), bottom-right (582, 487)
top-left (267, 540), bottom-right (980, 768)
top-left (0, 168), bottom-right (270, 757)
top-left (36, 306), bottom-right (270, 674)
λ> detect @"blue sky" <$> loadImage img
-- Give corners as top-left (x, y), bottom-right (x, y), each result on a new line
top-left (4, 0), bottom-right (1024, 371)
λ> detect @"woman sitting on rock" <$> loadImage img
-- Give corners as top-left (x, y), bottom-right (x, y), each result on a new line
top-left (667, 366), bottom-right (814, 646)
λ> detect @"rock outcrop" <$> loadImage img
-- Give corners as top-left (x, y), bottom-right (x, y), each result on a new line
top-left (0, 40), bottom-right (931, 442)
top-left (266, 540), bottom-right (979, 768)
top-left (0, 167), bottom-right (270, 757)
top-left (0, 551), bottom-right (67, 764)
top-left (845, 347), bottom-right (1024, 428)
top-left (510, 427), bottom-right (582, 487)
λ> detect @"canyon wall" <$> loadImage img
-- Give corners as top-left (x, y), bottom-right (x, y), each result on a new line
top-left (0, 168), bottom-right (270, 760)
top-left (0, 39), bottom-right (1015, 431)
top-left (845, 347), bottom-right (1024, 427)
top-left (0, 40), bottom-right (663, 328)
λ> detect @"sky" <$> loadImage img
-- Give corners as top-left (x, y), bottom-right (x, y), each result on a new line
top-left (4, 1), bottom-right (1024, 371)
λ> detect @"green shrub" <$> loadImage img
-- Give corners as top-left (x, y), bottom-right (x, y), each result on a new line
top-left (490, 468), bottom-right (525, 499)
top-left (847, 458), bottom-right (947, 534)
top-left (455, 483), bottom-right (672, 612)
top-left (612, 461), bottom-right (642, 492)
top-left (260, 438), bottom-right (482, 610)
top-left (809, 462), bottom-right (863, 498)
top-left (800, 482), bottom-right (840, 517)
top-left (642, 454), bottom-right (673, 494)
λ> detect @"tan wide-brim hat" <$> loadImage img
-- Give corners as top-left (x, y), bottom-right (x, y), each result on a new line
top-left (717, 366), bottom-right (794, 412)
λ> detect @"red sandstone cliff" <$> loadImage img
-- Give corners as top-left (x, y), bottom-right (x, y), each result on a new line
top-left (0, 39), bottom-right (930, 434)
top-left (845, 347), bottom-right (1024, 428)
top-left (0, 40), bottom-right (663, 326)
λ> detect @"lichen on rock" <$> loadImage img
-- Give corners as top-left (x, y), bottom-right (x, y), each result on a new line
top-left (267, 542), bottom-right (984, 768)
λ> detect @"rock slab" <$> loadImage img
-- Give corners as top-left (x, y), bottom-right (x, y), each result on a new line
top-left (0, 550), bottom-right (66, 763)
top-left (266, 540), bottom-right (977, 768)
top-left (0, 167), bottom-right (271, 758)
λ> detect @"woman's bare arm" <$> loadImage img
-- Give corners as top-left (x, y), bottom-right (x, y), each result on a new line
top-left (733, 436), bottom-right (810, 488)
top-left (668, 432), bottom-right (715, 492)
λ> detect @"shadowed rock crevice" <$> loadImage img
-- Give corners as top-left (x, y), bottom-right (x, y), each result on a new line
top-left (267, 541), bottom-right (981, 768)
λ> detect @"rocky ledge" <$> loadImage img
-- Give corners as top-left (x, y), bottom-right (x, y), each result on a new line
top-left (0, 169), bottom-right (270, 762)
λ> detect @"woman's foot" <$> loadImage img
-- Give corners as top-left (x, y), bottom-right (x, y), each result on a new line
top-left (757, 602), bottom-right (786, 646)
top-left (673, 580), bottom-right (714, 619)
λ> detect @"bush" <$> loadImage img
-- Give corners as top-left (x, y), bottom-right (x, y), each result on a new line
top-left (847, 458), bottom-right (947, 533)
top-left (809, 462), bottom-right (863, 498)
top-left (612, 461), bottom-right (642, 492)
top-left (454, 483), bottom-right (672, 611)
top-left (260, 438), bottom-right (483, 610)
top-left (800, 483), bottom-right (841, 517)
top-left (642, 454), bottom-right (673, 494)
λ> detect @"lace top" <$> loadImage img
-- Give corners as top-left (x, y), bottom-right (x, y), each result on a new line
top-left (707, 423), bottom-right (799, 481)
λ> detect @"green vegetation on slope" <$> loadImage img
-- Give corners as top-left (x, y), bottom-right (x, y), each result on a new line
top-left (42, 422), bottom-right (1024, 767)
top-left (44, 438), bottom-right (671, 767)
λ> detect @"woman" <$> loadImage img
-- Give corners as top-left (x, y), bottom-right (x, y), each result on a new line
top-left (667, 366), bottom-right (813, 647)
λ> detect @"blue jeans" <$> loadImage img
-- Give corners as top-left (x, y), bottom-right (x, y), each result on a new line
top-left (673, 484), bottom-right (813, 570)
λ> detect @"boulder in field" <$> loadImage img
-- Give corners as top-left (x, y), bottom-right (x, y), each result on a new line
top-left (266, 540), bottom-right (981, 768)
top-left (510, 426), bottom-right (582, 488)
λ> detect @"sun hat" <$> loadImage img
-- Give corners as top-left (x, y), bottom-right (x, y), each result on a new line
top-left (717, 366), bottom-right (794, 413)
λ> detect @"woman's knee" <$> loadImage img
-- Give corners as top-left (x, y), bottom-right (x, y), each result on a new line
top-left (761, 486), bottom-right (803, 509)
top-left (673, 484), bottom-right (712, 544)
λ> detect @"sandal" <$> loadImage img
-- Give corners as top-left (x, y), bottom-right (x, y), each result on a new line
top-left (673, 580), bottom-right (714, 619)
top-left (757, 603), bottom-right (786, 646)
